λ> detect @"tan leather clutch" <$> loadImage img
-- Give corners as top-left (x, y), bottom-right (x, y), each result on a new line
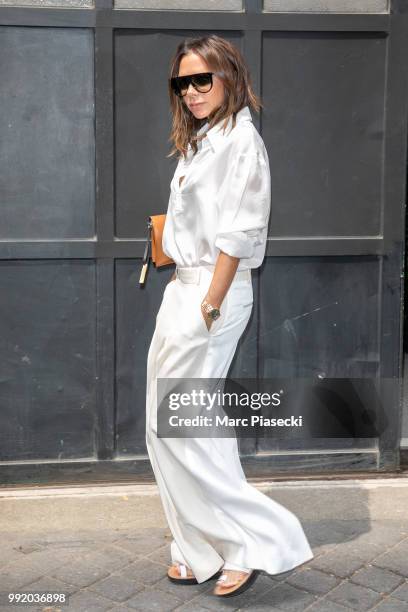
top-left (139, 214), bottom-right (175, 285)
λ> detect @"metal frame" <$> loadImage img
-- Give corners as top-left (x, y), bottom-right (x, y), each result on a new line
top-left (0, 0), bottom-right (407, 484)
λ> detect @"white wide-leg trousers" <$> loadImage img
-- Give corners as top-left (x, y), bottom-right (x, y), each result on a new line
top-left (145, 264), bottom-right (314, 584)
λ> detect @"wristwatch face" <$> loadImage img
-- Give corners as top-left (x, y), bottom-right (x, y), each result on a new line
top-left (210, 308), bottom-right (220, 320)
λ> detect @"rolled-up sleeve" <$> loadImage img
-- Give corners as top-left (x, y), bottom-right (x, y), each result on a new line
top-left (214, 147), bottom-right (271, 260)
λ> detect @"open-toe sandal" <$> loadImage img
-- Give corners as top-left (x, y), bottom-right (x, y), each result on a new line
top-left (213, 569), bottom-right (259, 597)
top-left (167, 563), bottom-right (198, 584)
top-left (167, 563), bottom-right (223, 585)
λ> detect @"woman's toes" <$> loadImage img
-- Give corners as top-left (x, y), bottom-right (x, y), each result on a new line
top-left (216, 570), bottom-right (246, 587)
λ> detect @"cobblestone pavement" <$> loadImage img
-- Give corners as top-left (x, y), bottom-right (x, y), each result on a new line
top-left (0, 479), bottom-right (407, 611)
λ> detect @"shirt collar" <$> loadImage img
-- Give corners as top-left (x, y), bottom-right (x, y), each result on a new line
top-left (194, 105), bottom-right (253, 152)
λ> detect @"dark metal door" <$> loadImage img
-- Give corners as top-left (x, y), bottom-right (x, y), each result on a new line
top-left (0, 0), bottom-right (407, 485)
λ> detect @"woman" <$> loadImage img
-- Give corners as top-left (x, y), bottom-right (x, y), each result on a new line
top-left (145, 34), bottom-right (314, 599)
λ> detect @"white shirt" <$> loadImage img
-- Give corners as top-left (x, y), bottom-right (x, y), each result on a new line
top-left (162, 105), bottom-right (271, 271)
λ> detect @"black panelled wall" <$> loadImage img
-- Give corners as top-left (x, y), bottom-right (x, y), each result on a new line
top-left (0, 1), bottom-right (407, 485)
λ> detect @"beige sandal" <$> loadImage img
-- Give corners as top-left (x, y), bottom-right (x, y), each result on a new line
top-left (213, 569), bottom-right (259, 597)
top-left (167, 562), bottom-right (198, 584)
top-left (167, 562), bottom-right (222, 585)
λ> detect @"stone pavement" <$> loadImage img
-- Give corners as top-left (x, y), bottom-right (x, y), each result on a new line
top-left (0, 476), bottom-right (408, 611)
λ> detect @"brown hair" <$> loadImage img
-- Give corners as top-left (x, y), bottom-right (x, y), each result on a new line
top-left (167, 34), bottom-right (262, 160)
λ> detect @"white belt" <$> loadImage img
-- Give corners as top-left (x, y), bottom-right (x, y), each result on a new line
top-left (176, 265), bottom-right (251, 284)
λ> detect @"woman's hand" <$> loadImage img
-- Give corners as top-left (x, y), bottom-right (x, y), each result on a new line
top-left (200, 251), bottom-right (240, 331)
top-left (201, 307), bottom-right (214, 332)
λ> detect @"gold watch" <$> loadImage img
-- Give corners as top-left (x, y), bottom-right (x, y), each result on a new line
top-left (201, 299), bottom-right (221, 320)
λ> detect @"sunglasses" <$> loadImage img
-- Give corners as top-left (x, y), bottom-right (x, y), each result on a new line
top-left (169, 72), bottom-right (218, 97)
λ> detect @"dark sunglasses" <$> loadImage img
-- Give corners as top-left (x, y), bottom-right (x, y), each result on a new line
top-left (169, 72), bottom-right (217, 97)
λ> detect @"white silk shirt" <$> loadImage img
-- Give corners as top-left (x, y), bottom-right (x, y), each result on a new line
top-left (162, 105), bottom-right (271, 270)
